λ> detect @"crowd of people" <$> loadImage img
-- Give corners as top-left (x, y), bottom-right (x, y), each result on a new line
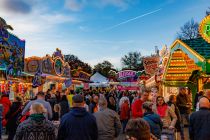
top-left (0, 87), bottom-right (209, 140)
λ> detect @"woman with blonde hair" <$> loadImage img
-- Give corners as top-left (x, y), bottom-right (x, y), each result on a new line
top-left (14, 102), bottom-right (55, 140)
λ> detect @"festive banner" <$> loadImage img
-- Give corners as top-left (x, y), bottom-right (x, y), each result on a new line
top-left (32, 68), bottom-right (42, 88)
top-left (64, 78), bottom-right (72, 88)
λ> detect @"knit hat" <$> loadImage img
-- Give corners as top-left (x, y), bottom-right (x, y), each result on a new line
top-left (73, 94), bottom-right (84, 103)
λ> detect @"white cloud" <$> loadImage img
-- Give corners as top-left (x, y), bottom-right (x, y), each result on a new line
top-left (79, 26), bottom-right (90, 32)
top-left (99, 0), bottom-right (128, 9)
top-left (0, 0), bottom-right (32, 14)
top-left (85, 56), bottom-right (122, 69)
top-left (65, 0), bottom-right (87, 11)
top-left (65, 0), bottom-right (133, 12)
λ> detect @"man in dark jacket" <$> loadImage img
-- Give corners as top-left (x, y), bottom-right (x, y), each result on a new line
top-left (57, 94), bottom-right (98, 140)
top-left (194, 91), bottom-right (204, 109)
top-left (189, 97), bottom-right (210, 140)
top-left (167, 95), bottom-right (183, 140)
top-left (176, 87), bottom-right (191, 131)
top-left (143, 102), bottom-right (162, 139)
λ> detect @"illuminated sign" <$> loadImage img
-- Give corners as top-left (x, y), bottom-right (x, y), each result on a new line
top-left (143, 56), bottom-right (159, 76)
top-left (118, 70), bottom-right (136, 79)
top-left (199, 15), bottom-right (210, 43)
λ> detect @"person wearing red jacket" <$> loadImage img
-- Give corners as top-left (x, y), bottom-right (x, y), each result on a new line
top-left (132, 91), bottom-right (149, 118)
top-left (0, 94), bottom-right (11, 119)
top-left (120, 99), bottom-right (130, 133)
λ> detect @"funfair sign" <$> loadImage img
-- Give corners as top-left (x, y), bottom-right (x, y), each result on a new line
top-left (118, 70), bottom-right (136, 79)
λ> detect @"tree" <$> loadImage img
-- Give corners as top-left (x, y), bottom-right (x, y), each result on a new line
top-left (177, 18), bottom-right (199, 40)
top-left (121, 51), bottom-right (144, 71)
top-left (64, 54), bottom-right (92, 74)
top-left (93, 61), bottom-right (115, 77)
top-left (206, 7), bottom-right (210, 16)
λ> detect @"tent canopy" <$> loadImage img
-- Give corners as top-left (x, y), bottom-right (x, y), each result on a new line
top-left (90, 72), bottom-right (109, 83)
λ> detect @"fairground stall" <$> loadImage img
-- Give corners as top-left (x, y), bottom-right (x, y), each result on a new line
top-left (115, 70), bottom-right (140, 91)
top-left (162, 37), bottom-right (210, 100)
top-left (162, 15), bottom-right (210, 101)
top-left (24, 48), bottom-right (72, 94)
top-left (89, 72), bottom-right (109, 88)
top-left (71, 67), bottom-right (91, 91)
top-left (0, 17), bottom-right (31, 100)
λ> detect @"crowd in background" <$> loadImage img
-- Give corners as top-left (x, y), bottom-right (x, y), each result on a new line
top-left (0, 87), bottom-right (209, 140)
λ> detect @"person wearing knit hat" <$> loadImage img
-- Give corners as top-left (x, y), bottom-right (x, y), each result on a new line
top-left (57, 94), bottom-right (98, 140)
top-left (143, 102), bottom-right (162, 139)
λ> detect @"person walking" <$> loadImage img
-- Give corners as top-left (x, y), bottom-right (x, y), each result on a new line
top-left (57, 94), bottom-right (98, 140)
top-left (125, 118), bottom-right (156, 140)
top-left (176, 87), bottom-right (191, 128)
top-left (189, 97), bottom-right (210, 140)
top-left (120, 98), bottom-right (130, 133)
top-left (22, 92), bottom-right (53, 119)
top-left (143, 102), bottom-right (162, 139)
top-left (132, 91), bottom-right (149, 118)
top-left (5, 96), bottom-right (23, 140)
top-left (14, 103), bottom-right (56, 140)
top-left (89, 95), bottom-right (99, 113)
top-left (94, 96), bottom-right (121, 140)
top-left (167, 95), bottom-right (183, 140)
top-left (0, 94), bottom-right (11, 126)
top-left (59, 95), bottom-right (69, 118)
top-left (153, 96), bottom-right (177, 140)
top-left (194, 91), bottom-right (204, 109)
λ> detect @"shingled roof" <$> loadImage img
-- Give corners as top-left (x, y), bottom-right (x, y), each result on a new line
top-left (182, 37), bottom-right (210, 59)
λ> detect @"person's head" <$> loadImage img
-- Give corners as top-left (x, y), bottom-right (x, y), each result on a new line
top-left (36, 91), bottom-right (45, 99)
top-left (98, 95), bottom-right (107, 109)
top-left (179, 87), bottom-right (186, 95)
top-left (156, 96), bottom-right (166, 106)
top-left (126, 118), bottom-right (151, 140)
top-left (61, 95), bottom-right (68, 101)
top-left (199, 97), bottom-right (210, 109)
top-left (30, 102), bottom-right (46, 115)
top-left (109, 96), bottom-right (115, 105)
top-left (169, 95), bottom-right (176, 103)
top-left (72, 94), bottom-right (84, 108)
top-left (14, 96), bottom-right (22, 102)
top-left (124, 99), bottom-right (129, 104)
top-left (205, 90), bottom-right (210, 99)
top-left (141, 91), bottom-right (149, 102)
top-left (54, 104), bottom-right (61, 113)
top-left (198, 91), bottom-right (204, 95)
top-left (93, 95), bottom-right (99, 104)
top-left (142, 102), bottom-right (153, 113)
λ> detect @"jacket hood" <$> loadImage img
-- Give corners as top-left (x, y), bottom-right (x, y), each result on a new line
top-left (71, 107), bottom-right (88, 117)
top-left (144, 112), bottom-right (160, 123)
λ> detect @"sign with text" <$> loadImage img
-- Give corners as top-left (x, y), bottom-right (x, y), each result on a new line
top-left (118, 70), bottom-right (136, 79)
top-left (143, 56), bottom-right (159, 76)
top-left (199, 15), bottom-right (210, 43)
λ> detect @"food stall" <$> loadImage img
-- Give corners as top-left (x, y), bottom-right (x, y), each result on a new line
top-left (24, 48), bottom-right (72, 93)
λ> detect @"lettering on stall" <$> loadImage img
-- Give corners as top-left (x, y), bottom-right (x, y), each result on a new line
top-left (118, 70), bottom-right (136, 79)
top-left (205, 24), bottom-right (210, 36)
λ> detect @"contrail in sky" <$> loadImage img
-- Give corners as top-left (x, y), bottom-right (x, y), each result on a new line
top-left (102, 8), bottom-right (162, 32)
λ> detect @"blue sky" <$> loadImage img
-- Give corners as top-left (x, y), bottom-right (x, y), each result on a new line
top-left (0, 0), bottom-right (209, 68)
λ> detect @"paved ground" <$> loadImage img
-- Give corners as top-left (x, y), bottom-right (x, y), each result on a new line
top-left (2, 127), bottom-right (189, 140)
